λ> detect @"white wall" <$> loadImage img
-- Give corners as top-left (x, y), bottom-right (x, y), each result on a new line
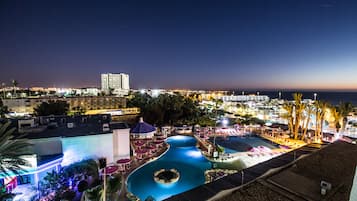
top-left (113, 128), bottom-right (130, 160)
top-left (61, 133), bottom-right (114, 166)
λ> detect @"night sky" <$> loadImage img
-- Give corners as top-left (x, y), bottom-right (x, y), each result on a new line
top-left (1, 0), bottom-right (357, 90)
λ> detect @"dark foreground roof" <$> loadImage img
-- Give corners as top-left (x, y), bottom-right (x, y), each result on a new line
top-left (20, 122), bottom-right (129, 139)
top-left (214, 141), bottom-right (357, 201)
top-left (9, 115), bottom-right (130, 139)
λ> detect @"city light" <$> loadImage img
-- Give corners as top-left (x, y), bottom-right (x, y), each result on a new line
top-left (221, 119), bottom-right (229, 127)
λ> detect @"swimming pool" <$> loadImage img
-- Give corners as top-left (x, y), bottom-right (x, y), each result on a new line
top-left (209, 135), bottom-right (279, 153)
top-left (126, 135), bottom-right (212, 201)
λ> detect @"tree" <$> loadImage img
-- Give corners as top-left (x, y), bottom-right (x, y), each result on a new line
top-left (339, 102), bottom-right (354, 133)
top-left (0, 99), bottom-right (8, 118)
top-left (292, 93), bottom-right (305, 140)
top-left (82, 175), bottom-right (121, 201)
top-left (282, 93), bottom-right (307, 140)
top-left (128, 93), bottom-right (204, 126)
top-left (282, 102), bottom-right (294, 136)
top-left (0, 121), bottom-right (31, 180)
top-left (301, 104), bottom-right (313, 140)
top-left (40, 159), bottom-right (100, 200)
top-left (330, 106), bottom-right (342, 133)
top-left (83, 185), bottom-right (103, 201)
top-left (314, 100), bottom-right (328, 142)
top-left (11, 80), bottom-right (18, 98)
top-left (40, 169), bottom-right (66, 194)
top-left (105, 174), bottom-right (121, 201)
top-left (63, 159), bottom-right (99, 180)
top-left (34, 100), bottom-right (69, 116)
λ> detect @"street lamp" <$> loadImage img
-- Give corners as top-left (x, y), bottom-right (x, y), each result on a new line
top-left (222, 119), bottom-right (229, 127)
top-left (103, 167), bottom-right (106, 201)
top-left (314, 93), bottom-right (317, 101)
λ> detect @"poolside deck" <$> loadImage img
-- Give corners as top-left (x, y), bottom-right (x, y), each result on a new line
top-left (260, 133), bottom-right (307, 149)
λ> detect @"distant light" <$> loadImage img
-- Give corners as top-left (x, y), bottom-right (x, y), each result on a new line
top-left (335, 133), bottom-right (340, 141)
top-left (140, 89), bottom-right (145, 94)
top-left (152, 89), bottom-right (160, 97)
top-left (222, 119), bottom-right (229, 127)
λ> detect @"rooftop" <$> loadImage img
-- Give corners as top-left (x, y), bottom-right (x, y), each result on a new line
top-left (213, 141), bottom-right (357, 201)
top-left (7, 115), bottom-right (130, 139)
top-left (130, 117), bottom-right (156, 134)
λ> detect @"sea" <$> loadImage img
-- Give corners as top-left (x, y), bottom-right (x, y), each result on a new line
top-left (232, 91), bottom-right (357, 106)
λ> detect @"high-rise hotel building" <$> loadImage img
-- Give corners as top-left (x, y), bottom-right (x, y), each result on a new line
top-left (101, 73), bottom-right (130, 96)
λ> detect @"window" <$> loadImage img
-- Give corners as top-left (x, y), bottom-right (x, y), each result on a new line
top-left (17, 175), bottom-right (31, 184)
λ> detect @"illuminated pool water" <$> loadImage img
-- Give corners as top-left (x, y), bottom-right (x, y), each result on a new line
top-left (126, 135), bottom-right (211, 201)
top-left (209, 135), bottom-right (279, 153)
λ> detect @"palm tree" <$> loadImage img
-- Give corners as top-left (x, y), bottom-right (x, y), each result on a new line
top-left (291, 93), bottom-right (305, 139)
top-left (105, 175), bottom-right (121, 201)
top-left (0, 121), bottom-right (31, 199)
top-left (339, 102), bottom-right (354, 133)
top-left (282, 102), bottom-right (294, 136)
top-left (82, 175), bottom-right (121, 201)
top-left (83, 185), bottom-right (103, 201)
top-left (301, 104), bottom-right (313, 140)
top-left (330, 106), bottom-right (342, 133)
top-left (0, 121), bottom-right (31, 178)
top-left (314, 101), bottom-right (328, 142)
top-left (11, 80), bottom-right (18, 98)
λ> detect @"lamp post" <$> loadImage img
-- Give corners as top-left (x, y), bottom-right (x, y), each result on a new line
top-left (1, 83), bottom-right (5, 99)
top-left (213, 119), bottom-right (219, 152)
top-left (103, 167), bottom-right (106, 201)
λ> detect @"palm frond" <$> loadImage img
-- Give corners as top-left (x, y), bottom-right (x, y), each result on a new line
top-left (0, 120), bottom-right (32, 178)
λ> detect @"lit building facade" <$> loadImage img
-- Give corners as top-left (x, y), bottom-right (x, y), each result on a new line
top-left (2, 96), bottom-right (126, 114)
top-left (0, 115), bottom-right (130, 190)
top-left (221, 95), bottom-right (270, 102)
top-left (101, 73), bottom-right (130, 96)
